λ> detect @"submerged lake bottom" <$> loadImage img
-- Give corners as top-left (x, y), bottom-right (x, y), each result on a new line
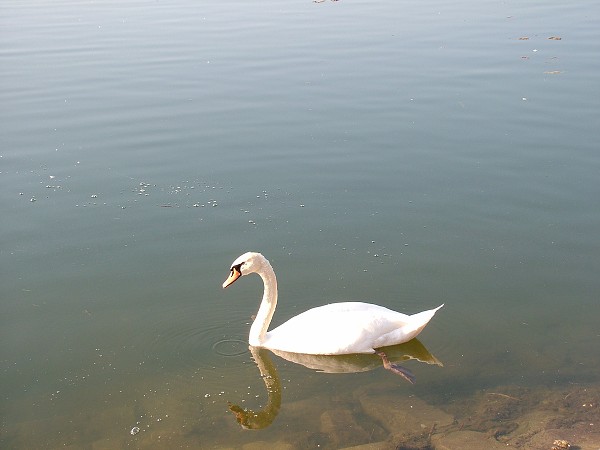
top-left (3, 339), bottom-right (599, 450)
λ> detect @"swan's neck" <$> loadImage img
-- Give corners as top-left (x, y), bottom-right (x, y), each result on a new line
top-left (249, 261), bottom-right (277, 346)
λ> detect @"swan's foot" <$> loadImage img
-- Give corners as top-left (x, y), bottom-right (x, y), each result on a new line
top-left (375, 350), bottom-right (416, 384)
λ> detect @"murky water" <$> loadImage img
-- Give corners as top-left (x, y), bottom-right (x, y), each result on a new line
top-left (2, 0), bottom-right (599, 448)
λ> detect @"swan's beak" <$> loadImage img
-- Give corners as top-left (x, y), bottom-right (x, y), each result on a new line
top-left (223, 267), bottom-right (241, 289)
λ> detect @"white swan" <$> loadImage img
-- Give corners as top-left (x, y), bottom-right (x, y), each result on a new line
top-left (222, 252), bottom-right (443, 358)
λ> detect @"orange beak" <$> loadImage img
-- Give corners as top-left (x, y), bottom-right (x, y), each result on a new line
top-left (222, 267), bottom-right (241, 289)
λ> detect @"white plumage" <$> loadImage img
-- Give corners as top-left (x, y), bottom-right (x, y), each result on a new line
top-left (223, 252), bottom-right (442, 355)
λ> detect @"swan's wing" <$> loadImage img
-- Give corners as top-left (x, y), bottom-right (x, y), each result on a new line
top-left (264, 302), bottom-right (415, 355)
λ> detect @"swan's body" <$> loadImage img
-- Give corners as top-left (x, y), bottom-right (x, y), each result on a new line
top-left (223, 252), bottom-right (443, 356)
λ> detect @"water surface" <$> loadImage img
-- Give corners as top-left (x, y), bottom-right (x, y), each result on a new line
top-left (2, 0), bottom-right (599, 448)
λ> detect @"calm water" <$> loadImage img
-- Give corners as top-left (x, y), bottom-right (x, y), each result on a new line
top-left (1, 0), bottom-right (599, 448)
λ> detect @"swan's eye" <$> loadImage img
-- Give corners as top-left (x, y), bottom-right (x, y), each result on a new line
top-left (233, 263), bottom-right (243, 275)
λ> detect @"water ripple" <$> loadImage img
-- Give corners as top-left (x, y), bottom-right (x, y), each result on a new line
top-left (212, 338), bottom-right (249, 357)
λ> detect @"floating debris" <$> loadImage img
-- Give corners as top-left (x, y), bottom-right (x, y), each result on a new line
top-left (552, 439), bottom-right (571, 449)
top-left (548, 36), bottom-right (562, 40)
top-left (130, 426), bottom-right (140, 436)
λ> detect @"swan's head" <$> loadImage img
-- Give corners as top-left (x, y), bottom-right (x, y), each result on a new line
top-left (222, 252), bottom-right (268, 288)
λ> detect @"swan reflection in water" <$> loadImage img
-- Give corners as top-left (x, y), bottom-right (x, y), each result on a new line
top-left (228, 339), bottom-right (442, 430)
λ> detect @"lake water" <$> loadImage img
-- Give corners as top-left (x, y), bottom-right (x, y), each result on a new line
top-left (2, 0), bottom-right (599, 448)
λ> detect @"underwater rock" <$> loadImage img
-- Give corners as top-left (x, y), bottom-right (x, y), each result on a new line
top-left (431, 430), bottom-right (509, 449)
top-left (283, 397), bottom-right (329, 430)
top-left (523, 425), bottom-right (600, 450)
top-left (242, 440), bottom-right (293, 450)
top-left (551, 439), bottom-right (571, 449)
top-left (356, 385), bottom-right (454, 434)
top-left (339, 441), bottom-right (392, 450)
top-left (320, 408), bottom-right (371, 447)
top-left (437, 384), bottom-right (600, 449)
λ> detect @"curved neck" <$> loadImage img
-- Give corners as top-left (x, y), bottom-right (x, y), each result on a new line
top-left (249, 260), bottom-right (277, 346)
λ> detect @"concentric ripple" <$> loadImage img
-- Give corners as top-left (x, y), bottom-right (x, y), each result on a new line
top-left (212, 338), bottom-right (249, 357)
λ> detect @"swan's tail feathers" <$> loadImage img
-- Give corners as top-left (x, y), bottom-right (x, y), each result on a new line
top-left (407, 304), bottom-right (443, 333)
top-left (373, 304), bottom-right (443, 348)
top-left (410, 304), bottom-right (444, 321)
top-left (399, 303), bottom-right (443, 341)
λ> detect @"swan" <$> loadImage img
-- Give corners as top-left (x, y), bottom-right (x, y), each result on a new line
top-left (222, 252), bottom-right (443, 363)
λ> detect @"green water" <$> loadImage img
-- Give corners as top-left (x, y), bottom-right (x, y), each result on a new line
top-left (2, 0), bottom-right (599, 448)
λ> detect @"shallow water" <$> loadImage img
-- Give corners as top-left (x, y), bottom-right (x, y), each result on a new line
top-left (1, 0), bottom-right (600, 448)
